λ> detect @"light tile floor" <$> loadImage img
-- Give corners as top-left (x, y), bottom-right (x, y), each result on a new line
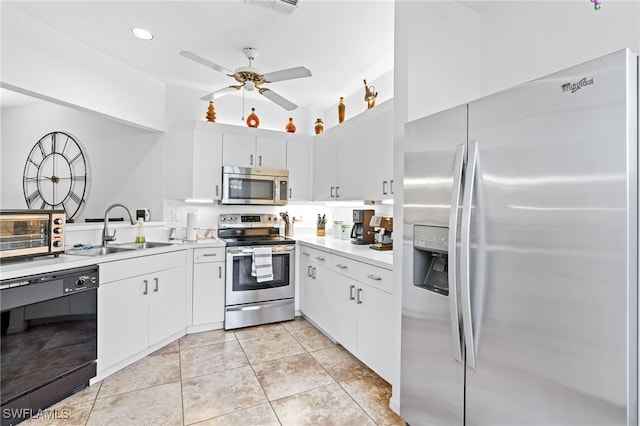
top-left (23, 317), bottom-right (405, 426)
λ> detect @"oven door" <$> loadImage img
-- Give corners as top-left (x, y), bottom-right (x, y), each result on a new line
top-left (226, 244), bottom-right (295, 305)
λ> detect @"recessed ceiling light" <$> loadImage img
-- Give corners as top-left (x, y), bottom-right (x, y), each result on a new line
top-left (130, 27), bottom-right (154, 41)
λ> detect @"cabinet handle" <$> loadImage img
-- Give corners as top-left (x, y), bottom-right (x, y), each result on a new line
top-left (250, 154), bottom-right (254, 166)
top-left (349, 285), bottom-right (356, 300)
top-left (366, 274), bottom-right (382, 281)
top-left (143, 279), bottom-right (149, 295)
top-left (289, 188), bottom-right (292, 199)
top-left (336, 264), bottom-right (347, 269)
top-left (357, 288), bottom-right (363, 304)
top-left (315, 256), bottom-right (325, 261)
top-left (390, 179), bottom-right (394, 195)
top-left (307, 265), bottom-right (313, 277)
top-left (302, 251), bottom-right (310, 256)
top-left (330, 186), bottom-right (335, 198)
top-left (336, 186), bottom-right (340, 198)
top-left (312, 267), bottom-right (317, 279)
top-left (219, 266), bottom-right (222, 279)
top-left (154, 277), bottom-right (159, 292)
top-left (202, 253), bottom-right (217, 257)
top-left (382, 180), bottom-right (388, 195)
top-left (259, 155), bottom-right (262, 166)
top-left (216, 184), bottom-right (219, 197)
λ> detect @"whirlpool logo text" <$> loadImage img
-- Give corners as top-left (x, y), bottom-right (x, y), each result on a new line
top-left (561, 77), bottom-right (594, 93)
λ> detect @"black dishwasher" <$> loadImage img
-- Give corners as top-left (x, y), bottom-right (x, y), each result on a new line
top-left (1, 265), bottom-right (99, 425)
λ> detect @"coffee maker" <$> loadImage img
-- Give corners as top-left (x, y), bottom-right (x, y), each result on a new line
top-left (350, 209), bottom-right (375, 245)
top-left (369, 216), bottom-right (393, 251)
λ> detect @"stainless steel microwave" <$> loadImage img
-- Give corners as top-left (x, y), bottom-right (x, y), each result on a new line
top-left (0, 210), bottom-right (66, 260)
top-left (221, 166), bottom-right (289, 206)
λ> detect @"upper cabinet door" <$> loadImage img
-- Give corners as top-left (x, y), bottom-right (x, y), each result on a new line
top-left (313, 134), bottom-right (337, 201)
top-left (286, 140), bottom-right (312, 201)
top-left (164, 127), bottom-right (223, 201)
top-left (222, 133), bottom-right (256, 167)
top-left (359, 106), bottom-right (394, 199)
top-left (256, 137), bottom-right (287, 170)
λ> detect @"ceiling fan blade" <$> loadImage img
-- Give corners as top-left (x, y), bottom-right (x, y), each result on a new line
top-left (263, 66), bottom-right (312, 83)
top-left (259, 88), bottom-right (297, 111)
top-left (199, 86), bottom-right (240, 101)
top-left (179, 51), bottom-right (234, 75)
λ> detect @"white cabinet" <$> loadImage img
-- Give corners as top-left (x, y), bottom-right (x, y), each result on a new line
top-left (192, 247), bottom-right (225, 326)
top-left (358, 104), bottom-right (394, 200)
top-left (313, 134), bottom-right (337, 201)
top-left (286, 140), bottom-right (312, 201)
top-left (223, 134), bottom-right (286, 170)
top-left (98, 251), bottom-right (187, 372)
top-left (298, 243), bottom-right (394, 382)
top-left (164, 124), bottom-right (223, 201)
top-left (312, 100), bottom-right (393, 201)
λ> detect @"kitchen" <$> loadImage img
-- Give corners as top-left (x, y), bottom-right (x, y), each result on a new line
top-left (1, 1), bottom-right (639, 425)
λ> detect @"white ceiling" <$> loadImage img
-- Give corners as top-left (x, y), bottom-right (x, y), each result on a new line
top-left (2, 0), bottom-right (397, 113)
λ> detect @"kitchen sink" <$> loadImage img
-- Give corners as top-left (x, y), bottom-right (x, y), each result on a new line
top-left (117, 241), bottom-right (176, 249)
top-left (66, 245), bottom-right (137, 256)
top-left (66, 241), bottom-right (176, 256)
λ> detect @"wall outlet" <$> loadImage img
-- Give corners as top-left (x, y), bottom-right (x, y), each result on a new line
top-left (171, 210), bottom-right (179, 221)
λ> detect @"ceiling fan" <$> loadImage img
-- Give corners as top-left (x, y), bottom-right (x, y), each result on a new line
top-left (179, 47), bottom-right (312, 111)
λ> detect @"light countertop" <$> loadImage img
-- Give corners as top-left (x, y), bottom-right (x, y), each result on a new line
top-left (0, 239), bottom-right (225, 281)
top-left (295, 235), bottom-right (393, 270)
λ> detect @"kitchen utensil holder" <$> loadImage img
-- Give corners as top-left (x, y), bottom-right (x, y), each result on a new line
top-left (316, 225), bottom-right (326, 236)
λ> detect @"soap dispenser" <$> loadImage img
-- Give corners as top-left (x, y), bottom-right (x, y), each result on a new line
top-left (135, 218), bottom-right (146, 244)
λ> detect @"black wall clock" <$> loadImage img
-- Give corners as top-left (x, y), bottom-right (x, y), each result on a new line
top-left (22, 131), bottom-right (87, 222)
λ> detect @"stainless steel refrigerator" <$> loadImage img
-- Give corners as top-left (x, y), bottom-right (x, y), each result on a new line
top-left (401, 49), bottom-right (638, 425)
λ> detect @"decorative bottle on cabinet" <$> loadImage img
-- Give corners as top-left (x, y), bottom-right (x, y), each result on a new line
top-left (285, 117), bottom-right (296, 133)
top-left (206, 101), bottom-right (216, 122)
top-left (246, 108), bottom-right (260, 128)
top-left (314, 118), bottom-right (324, 135)
top-left (338, 97), bottom-right (345, 123)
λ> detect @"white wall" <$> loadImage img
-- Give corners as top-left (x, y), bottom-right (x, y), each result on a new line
top-left (0, 102), bottom-right (164, 223)
top-left (481, 1), bottom-right (640, 96)
top-left (1, 4), bottom-right (166, 132)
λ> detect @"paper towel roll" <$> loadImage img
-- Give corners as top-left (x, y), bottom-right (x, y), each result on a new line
top-left (186, 213), bottom-right (198, 241)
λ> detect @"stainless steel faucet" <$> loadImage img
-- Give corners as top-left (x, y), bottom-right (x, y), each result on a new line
top-left (102, 203), bottom-right (136, 246)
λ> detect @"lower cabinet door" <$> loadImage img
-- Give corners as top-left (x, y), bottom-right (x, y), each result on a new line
top-left (98, 276), bottom-right (149, 371)
top-left (356, 283), bottom-right (394, 382)
top-left (193, 262), bottom-right (225, 325)
top-left (148, 266), bottom-right (187, 346)
top-left (328, 272), bottom-right (358, 354)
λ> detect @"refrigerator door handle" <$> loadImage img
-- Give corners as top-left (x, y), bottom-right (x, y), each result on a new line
top-left (461, 140), bottom-right (478, 370)
top-left (447, 142), bottom-right (466, 363)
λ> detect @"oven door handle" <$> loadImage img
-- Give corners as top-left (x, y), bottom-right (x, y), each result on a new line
top-left (227, 246), bottom-right (296, 255)
top-left (226, 299), bottom-right (292, 312)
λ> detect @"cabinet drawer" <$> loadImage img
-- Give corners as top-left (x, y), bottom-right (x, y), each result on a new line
top-left (330, 255), bottom-right (359, 280)
top-left (358, 263), bottom-right (393, 294)
top-left (194, 247), bottom-right (225, 263)
top-left (299, 245), bottom-right (332, 266)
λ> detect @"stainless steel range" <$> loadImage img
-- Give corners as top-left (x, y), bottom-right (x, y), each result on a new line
top-left (218, 213), bottom-right (295, 330)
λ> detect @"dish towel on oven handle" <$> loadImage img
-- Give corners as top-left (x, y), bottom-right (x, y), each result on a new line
top-left (251, 247), bottom-right (274, 282)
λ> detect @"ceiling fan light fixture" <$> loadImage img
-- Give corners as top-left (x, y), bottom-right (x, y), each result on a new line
top-left (130, 27), bottom-right (154, 40)
top-left (244, 81), bottom-right (255, 91)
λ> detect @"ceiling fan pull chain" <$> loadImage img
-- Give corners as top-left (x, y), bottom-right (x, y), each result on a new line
top-left (241, 88), bottom-right (245, 121)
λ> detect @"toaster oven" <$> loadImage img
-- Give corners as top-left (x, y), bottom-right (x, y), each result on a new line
top-left (0, 210), bottom-right (66, 260)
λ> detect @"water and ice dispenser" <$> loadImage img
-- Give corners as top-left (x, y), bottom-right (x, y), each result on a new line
top-left (413, 225), bottom-right (450, 295)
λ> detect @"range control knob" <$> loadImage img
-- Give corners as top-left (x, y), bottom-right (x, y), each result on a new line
top-left (53, 241), bottom-right (63, 247)
top-left (53, 227), bottom-right (64, 234)
top-left (53, 218), bottom-right (64, 225)
top-left (75, 279), bottom-right (86, 288)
